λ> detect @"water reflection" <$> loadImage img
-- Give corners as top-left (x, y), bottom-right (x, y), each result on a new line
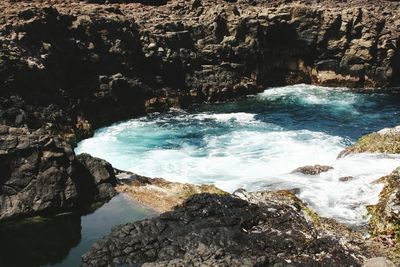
top-left (0, 213), bottom-right (81, 267)
top-left (0, 194), bottom-right (152, 267)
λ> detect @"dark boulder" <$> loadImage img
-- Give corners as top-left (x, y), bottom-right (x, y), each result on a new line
top-left (76, 153), bottom-right (117, 202)
top-left (0, 125), bottom-right (116, 221)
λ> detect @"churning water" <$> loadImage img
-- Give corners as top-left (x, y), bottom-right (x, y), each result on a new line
top-left (76, 84), bottom-right (400, 225)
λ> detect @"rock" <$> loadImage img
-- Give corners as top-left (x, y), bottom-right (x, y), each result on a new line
top-left (339, 176), bottom-right (354, 182)
top-left (116, 171), bottom-right (227, 212)
top-left (338, 126), bottom-right (400, 158)
top-left (82, 190), bottom-right (369, 266)
top-left (85, 0), bottom-right (168, 4)
top-left (366, 168), bottom-right (400, 265)
top-left (76, 153), bottom-right (117, 201)
top-left (293, 164), bottom-right (333, 175)
top-left (363, 257), bottom-right (396, 267)
top-left (0, 125), bottom-right (116, 221)
top-left (368, 168), bottom-right (400, 241)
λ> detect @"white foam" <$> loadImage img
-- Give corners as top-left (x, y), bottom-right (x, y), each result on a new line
top-left (193, 112), bottom-right (257, 124)
top-left (258, 84), bottom-right (360, 111)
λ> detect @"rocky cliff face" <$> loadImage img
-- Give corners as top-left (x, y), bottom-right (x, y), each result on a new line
top-left (1, 0), bottom-right (400, 140)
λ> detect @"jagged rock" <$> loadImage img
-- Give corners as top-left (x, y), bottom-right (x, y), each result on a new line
top-left (116, 171), bottom-right (227, 212)
top-left (82, 190), bottom-right (370, 266)
top-left (293, 164), bottom-right (333, 175)
top-left (0, 125), bottom-right (116, 220)
top-left (338, 126), bottom-right (400, 158)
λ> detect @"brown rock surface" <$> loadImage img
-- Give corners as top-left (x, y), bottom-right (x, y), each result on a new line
top-left (116, 171), bottom-right (227, 212)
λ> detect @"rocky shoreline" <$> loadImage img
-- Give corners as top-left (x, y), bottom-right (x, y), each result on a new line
top-left (2, 0), bottom-right (400, 219)
top-left (1, 0), bottom-right (400, 266)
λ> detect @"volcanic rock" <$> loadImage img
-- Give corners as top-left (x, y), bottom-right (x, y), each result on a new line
top-left (0, 125), bottom-right (116, 220)
top-left (82, 189), bottom-right (371, 266)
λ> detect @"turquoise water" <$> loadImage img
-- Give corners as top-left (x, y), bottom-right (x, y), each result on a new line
top-left (76, 85), bottom-right (400, 225)
top-left (0, 194), bottom-right (151, 267)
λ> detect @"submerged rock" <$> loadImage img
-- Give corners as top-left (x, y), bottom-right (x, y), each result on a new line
top-left (82, 190), bottom-right (370, 266)
top-left (0, 125), bottom-right (117, 221)
top-left (116, 171), bottom-right (227, 212)
top-left (338, 126), bottom-right (400, 158)
top-left (293, 164), bottom-right (333, 175)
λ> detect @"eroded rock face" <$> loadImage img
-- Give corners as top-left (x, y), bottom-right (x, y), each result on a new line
top-left (293, 164), bottom-right (333, 175)
top-left (82, 191), bottom-right (370, 267)
top-left (0, 125), bottom-right (116, 220)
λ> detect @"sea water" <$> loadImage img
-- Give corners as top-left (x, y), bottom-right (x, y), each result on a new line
top-left (76, 84), bottom-right (400, 225)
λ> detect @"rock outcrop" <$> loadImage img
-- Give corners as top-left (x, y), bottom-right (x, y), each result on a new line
top-left (116, 171), bottom-right (227, 212)
top-left (338, 126), bottom-right (400, 158)
top-left (82, 190), bottom-right (372, 266)
top-left (0, 125), bottom-right (116, 220)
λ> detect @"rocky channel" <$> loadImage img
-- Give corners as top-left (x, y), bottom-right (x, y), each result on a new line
top-left (1, 0), bottom-right (400, 266)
